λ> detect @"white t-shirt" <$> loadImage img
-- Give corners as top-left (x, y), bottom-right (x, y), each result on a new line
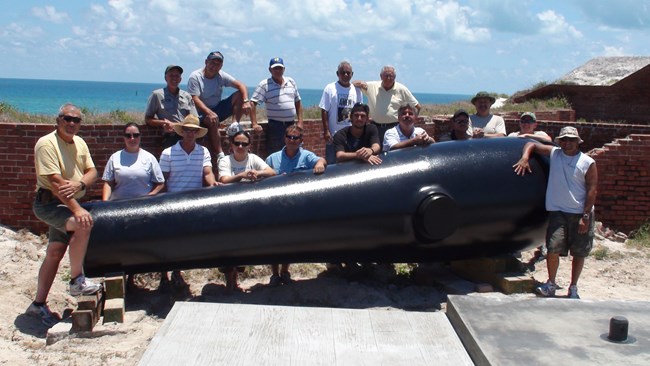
top-left (318, 81), bottom-right (363, 135)
top-left (383, 125), bottom-right (426, 151)
top-left (469, 114), bottom-right (506, 135)
top-left (546, 147), bottom-right (595, 214)
top-left (218, 153), bottom-right (270, 182)
top-left (102, 149), bottom-right (165, 200)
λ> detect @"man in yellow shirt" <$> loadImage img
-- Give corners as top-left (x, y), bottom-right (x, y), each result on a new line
top-left (28, 103), bottom-right (101, 327)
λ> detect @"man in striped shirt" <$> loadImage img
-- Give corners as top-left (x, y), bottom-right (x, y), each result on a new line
top-left (250, 57), bottom-right (303, 155)
top-left (158, 114), bottom-right (219, 290)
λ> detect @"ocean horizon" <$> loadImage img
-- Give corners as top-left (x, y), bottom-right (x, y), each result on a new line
top-left (0, 78), bottom-right (473, 116)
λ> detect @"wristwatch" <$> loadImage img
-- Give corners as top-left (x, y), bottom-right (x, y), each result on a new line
top-left (80, 181), bottom-right (86, 191)
top-left (243, 99), bottom-right (250, 103)
top-left (582, 213), bottom-right (590, 220)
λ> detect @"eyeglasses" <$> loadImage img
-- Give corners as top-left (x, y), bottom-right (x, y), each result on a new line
top-left (338, 71), bottom-right (352, 75)
top-left (285, 135), bottom-right (302, 141)
top-left (454, 119), bottom-right (469, 125)
top-left (60, 115), bottom-right (82, 123)
top-left (232, 141), bottom-right (250, 147)
top-left (124, 133), bottom-right (141, 138)
top-left (381, 73), bottom-right (396, 79)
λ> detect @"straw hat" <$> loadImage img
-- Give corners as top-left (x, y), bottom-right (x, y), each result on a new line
top-left (173, 115), bottom-right (208, 138)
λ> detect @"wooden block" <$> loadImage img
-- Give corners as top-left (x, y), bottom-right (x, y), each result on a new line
top-left (104, 275), bottom-right (125, 300)
top-left (495, 273), bottom-right (535, 294)
top-left (71, 310), bottom-right (96, 332)
top-left (77, 292), bottom-right (102, 311)
top-left (475, 283), bottom-right (494, 293)
top-left (103, 298), bottom-right (125, 324)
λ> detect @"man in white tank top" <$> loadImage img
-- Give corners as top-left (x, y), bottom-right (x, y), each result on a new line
top-left (513, 126), bottom-right (598, 299)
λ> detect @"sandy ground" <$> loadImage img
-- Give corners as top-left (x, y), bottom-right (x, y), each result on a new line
top-left (0, 224), bottom-right (648, 365)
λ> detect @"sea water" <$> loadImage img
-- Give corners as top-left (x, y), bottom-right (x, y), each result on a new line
top-left (0, 78), bottom-right (472, 115)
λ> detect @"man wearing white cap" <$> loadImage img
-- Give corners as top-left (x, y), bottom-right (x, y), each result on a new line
top-left (250, 57), bottom-right (303, 155)
top-left (513, 126), bottom-right (598, 299)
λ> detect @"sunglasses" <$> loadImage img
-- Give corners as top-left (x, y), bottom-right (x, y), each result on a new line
top-left (285, 135), bottom-right (302, 141)
top-left (182, 127), bottom-right (198, 133)
top-left (124, 133), bottom-right (141, 138)
top-left (454, 119), bottom-right (469, 124)
top-left (559, 137), bottom-right (578, 142)
top-left (60, 115), bottom-right (82, 123)
top-left (520, 119), bottom-right (535, 124)
top-left (232, 141), bottom-right (250, 147)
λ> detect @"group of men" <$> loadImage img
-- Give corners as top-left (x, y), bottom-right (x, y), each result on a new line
top-left (27, 50), bottom-right (598, 328)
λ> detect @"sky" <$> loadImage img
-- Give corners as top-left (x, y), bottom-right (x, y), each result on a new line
top-left (1, 0), bottom-right (649, 95)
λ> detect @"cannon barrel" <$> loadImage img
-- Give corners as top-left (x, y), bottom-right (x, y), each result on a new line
top-left (83, 138), bottom-right (549, 276)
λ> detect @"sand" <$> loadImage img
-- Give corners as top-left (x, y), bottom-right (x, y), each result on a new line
top-left (0, 224), bottom-right (648, 365)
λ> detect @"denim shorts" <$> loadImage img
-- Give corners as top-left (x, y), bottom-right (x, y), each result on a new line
top-left (200, 93), bottom-right (235, 124)
top-left (33, 198), bottom-right (71, 245)
top-left (546, 211), bottom-right (594, 257)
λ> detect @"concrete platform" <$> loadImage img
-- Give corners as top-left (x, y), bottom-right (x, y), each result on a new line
top-left (447, 293), bottom-right (650, 366)
top-left (138, 302), bottom-right (473, 366)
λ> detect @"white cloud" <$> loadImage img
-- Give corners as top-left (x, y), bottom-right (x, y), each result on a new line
top-left (537, 10), bottom-right (583, 40)
top-left (603, 46), bottom-right (625, 56)
top-left (31, 6), bottom-right (68, 24)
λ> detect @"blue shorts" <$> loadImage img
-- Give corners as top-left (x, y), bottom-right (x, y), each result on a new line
top-left (33, 192), bottom-right (71, 245)
top-left (546, 211), bottom-right (594, 257)
top-left (200, 93), bottom-right (236, 124)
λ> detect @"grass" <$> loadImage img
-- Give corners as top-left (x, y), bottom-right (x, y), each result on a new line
top-left (627, 222), bottom-right (650, 250)
top-left (0, 96), bottom-right (574, 125)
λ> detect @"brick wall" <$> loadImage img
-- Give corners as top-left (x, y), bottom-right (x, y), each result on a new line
top-left (590, 135), bottom-right (650, 233)
top-left (1, 119), bottom-right (649, 234)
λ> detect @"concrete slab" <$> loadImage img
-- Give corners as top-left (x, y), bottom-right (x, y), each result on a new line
top-left (138, 302), bottom-right (474, 366)
top-left (447, 293), bottom-right (650, 366)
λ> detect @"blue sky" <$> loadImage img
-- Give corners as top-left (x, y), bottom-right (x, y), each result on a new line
top-left (1, 0), bottom-right (649, 95)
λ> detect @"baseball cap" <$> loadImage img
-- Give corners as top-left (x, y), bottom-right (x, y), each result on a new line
top-left (453, 108), bottom-right (469, 120)
top-left (164, 65), bottom-right (183, 75)
top-left (269, 57), bottom-right (285, 68)
top-left (520, 112), bottom-right (537, 123)
top-left (206, 51), bottom-right (224, 61)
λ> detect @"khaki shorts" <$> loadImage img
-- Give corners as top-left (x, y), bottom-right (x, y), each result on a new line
top-left (33, 190), bottom-right (71, 245)
top-left (546, 211), bottom-right (594, 257)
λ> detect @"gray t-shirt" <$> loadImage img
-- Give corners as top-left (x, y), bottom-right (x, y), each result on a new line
top-left (187, 68), bottom-right (236, 108)
top-left (144, 87), bottom-right (197, 122)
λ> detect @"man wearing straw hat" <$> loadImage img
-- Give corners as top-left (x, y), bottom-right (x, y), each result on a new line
top-left (158, 114), bottom-right (219, 289)
top-left (513, 126), bottom-right (598, 299)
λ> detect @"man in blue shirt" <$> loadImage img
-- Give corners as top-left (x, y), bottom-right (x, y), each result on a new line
top-left (264, 125), bottom-right (326, 285)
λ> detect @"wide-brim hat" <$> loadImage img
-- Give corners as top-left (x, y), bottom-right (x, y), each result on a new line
top-left (471, 91), bottom-right (496, 105)
top-left (173, 115), bottom-right (208, 138)
top-left (554, 126), bottom-right (584, 144)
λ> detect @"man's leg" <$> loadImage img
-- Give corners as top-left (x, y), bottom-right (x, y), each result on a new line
top-left (65, 217), bottom-right (93, 279)
top-left (546, 253), bottom-right (560, 284)
top-left (34, 242), bottom-right (67, 303)
top-left (205, 121), bottom-right (223, 156)
top-left (325, 144), bottom-right (336, 165)
top-left (267, 120), bottom-right (288, 155)
top-left (230, 91), bottom-right (243, 122)
top-left (570, 256), bottom-right (585, 286)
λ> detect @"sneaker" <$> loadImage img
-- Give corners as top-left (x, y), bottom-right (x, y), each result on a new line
top-left (568, 285), bottom-right (580, 299)
top-left (69, 276), bottom-right (102, 296)
top-left (535, 280), bottom-right (557, 297)
top-left (26, 303), bottom-right (60, 328)
top-left (280, 272), bottom-right (293, 284)
top-left (269, 274), bottom-right (282, 287)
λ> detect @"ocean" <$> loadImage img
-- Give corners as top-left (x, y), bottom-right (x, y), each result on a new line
top-left (0, 78), bottom-right (472, 115)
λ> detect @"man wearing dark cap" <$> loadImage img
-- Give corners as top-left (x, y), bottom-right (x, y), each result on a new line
top-left (145, 65), bottom-right (198, 148)
top-left (188, 51), bottom-right (252, 159)
top-left (468, 91), bottom-right (506, 138)
top-left (250, 57), bottom-right (303, 154)
top-left (439, 109), bottom-right (472, 141)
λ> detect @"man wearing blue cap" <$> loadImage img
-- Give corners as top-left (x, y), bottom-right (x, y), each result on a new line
top-left (250, 57), bottom-right (303, 154)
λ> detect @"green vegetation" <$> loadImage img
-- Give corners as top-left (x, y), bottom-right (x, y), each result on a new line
top-left (0, 94), bottom-right (574, 125)
top-left (628, 222), bottom-right (650, 250)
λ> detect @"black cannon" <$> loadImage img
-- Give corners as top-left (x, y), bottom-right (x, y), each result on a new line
top-left (83, 137), bottom-right (549, 277)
